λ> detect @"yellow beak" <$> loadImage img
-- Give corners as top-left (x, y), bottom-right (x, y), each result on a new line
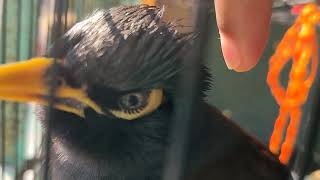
top-left (0, 57), bottom-right (103, 117)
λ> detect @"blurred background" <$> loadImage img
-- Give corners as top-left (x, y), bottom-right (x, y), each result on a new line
top-left (0, 0), bottom-right (319, 179)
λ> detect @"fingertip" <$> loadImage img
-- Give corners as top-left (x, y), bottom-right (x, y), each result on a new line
top-left (220, 31), bottom-right (266, 72)
top-left (220, 33), bottom-right (242, 70)
top-left (215, 0), bottom-right (272, 72)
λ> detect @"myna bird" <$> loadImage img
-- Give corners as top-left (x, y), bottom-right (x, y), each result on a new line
top-left (0, 5), bottom-right (291, 180)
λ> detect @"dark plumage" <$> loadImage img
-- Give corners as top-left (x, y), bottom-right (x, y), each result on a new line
top-left (37, 5), bottom-right (291, 180)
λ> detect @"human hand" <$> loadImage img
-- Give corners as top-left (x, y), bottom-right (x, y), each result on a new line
top-left (214, 0), bottom-right (272, 72)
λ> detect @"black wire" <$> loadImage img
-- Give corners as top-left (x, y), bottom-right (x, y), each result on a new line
top-left (0, 0), bottom-right (7, 179)
top-left (293, 71), bottom-right (320, 180)
top-left (51, 0), bottom-right (68, 41)
top-left (34, 0), bottom-right (43, 57)
top-left (14, 0), bottom-right (22, 179)
top-left (64, 1), bottom-right (69, 32)
top-left (42, 66), bottom-right (55, 180)
top-left (43, 1), bottom-right (68, 179)
top-left (32, 0), bottom-right (43, 179)
top-left (16, 0), bottom-right (22, 59)
top-left (30, 0), bottom-right (36, 58)
top-left (1, 105), bottom-right (5, 180)
top-left (161, 1), bottom-right (211, 180)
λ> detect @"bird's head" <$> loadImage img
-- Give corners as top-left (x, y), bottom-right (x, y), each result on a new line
top-left (0, 5), bottom-right (210, 171)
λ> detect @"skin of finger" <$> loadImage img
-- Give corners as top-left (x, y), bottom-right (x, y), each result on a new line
top-left (214, 0), bottom-right (272, 72)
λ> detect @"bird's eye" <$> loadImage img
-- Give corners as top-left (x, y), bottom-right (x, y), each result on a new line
top-left (118, 92), bottom-right (147, 110)
top-left (109, 89), bottom-right (163, 120)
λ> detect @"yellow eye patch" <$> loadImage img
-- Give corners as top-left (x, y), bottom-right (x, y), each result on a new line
top-left (109, 89), bottom-right (163, 120)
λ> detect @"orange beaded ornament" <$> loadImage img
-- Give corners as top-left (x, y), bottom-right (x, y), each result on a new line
top-left (268, 3), bottom-right (320, 164)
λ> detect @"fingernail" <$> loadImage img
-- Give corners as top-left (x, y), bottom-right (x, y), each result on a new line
top-left (220, 34), bottom-right (242, 70)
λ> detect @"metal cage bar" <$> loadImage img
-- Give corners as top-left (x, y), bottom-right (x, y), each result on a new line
top-left (42, 1), bottom-right (68, 179)
top-left (293, 72), bottom-right (320, 180)
top-left (0, 0), bottom-right (7, 179)
top-left (162, 1), bottom-right (211, 180)
top-left (0, 1), bottom-right (6, 180)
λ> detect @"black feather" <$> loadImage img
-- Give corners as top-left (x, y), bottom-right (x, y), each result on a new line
top-left (49, 5), bottom-right (193, 91)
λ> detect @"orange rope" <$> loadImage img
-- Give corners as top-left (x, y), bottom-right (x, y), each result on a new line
top-left (268, 3), bottom-right (320, 164)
